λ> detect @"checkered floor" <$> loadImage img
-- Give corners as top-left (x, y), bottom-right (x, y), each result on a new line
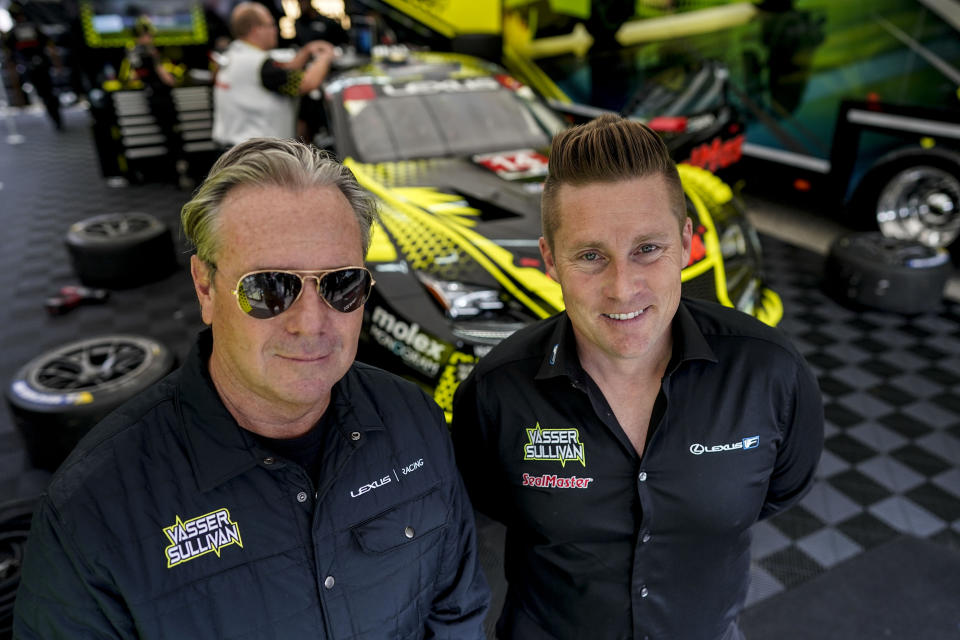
top-left (745, 238), bottom-right (960, 606)
top-left (0, 107), bottom-right (202, 502)
top-left (1, 106), bottom-right (958, 626)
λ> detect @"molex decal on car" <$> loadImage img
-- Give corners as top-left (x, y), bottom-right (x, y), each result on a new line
top-left (523, 423), bottom-right (586, 468)
top-left (164, 508), bottom-right (243, 568)
top-left (368, 306), bottom-right (450, 377)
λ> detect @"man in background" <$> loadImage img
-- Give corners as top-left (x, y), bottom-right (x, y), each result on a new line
top-left (2, 1), bottom-right (62, 129)
top-left (213, 2), bottom-right (334, 146)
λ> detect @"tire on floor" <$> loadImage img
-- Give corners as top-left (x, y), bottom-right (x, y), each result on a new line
top-left (0, 496), bottom-right (38, 637)
top-left (823, 232), bottom-right (952, 314)
top-left (65, 212), bottom-right (178, 288)
top-left (5, 335), bottom-right (176, 471)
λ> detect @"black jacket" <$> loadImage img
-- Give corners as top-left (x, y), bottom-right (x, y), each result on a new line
top-left (14, 330), bottom-right (489, 639)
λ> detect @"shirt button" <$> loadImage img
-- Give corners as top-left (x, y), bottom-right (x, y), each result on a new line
top-left (640, 586), bottom-right (649, 598)
top-left (638, 471), bottom-right (647, 482)
top-left (350, 431), bottom-right (361, 441)
top-left (296, 491), bottom-right (308, 503)
top-left (263, 457), bottom-right (275, 465)
top-left (324, 576), bottom-right (335, 589)
top-left (404, 526), bottom-right (415, 539)
top-left (642, 532), bottom-right (651, 544)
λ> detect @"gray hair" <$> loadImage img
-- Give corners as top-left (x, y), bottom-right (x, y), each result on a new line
top-left (181, 138), bottom-right (379, 267)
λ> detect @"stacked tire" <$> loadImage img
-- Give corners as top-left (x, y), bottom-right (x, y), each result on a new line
top-left (824, 232), bottom-right (952, 314)
top-left (5, 336), bottom-right (176, 471)
top-left (65, 212), bottom-right (177, 289)
top-left (0, 497), bottom-right (37, 639)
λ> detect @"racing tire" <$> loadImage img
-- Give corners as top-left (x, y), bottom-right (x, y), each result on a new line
top-left (65, 212), bottom-right (178, 288)
top-left (0, 497), bottom-right (37, 640)
top-left (850, 149), bottom-right (960, 250)
top-left (823, 232), bottom-right (952, 314)
top-left (5, 335), bottom-right (176, 471)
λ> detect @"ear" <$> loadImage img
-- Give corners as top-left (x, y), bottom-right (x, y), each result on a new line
top-left (191, 255), bottom-right (215, 326)
top-left (539, 236), bottom-right (559, 281)
top-left (680, 217), bottom-right (693, 267)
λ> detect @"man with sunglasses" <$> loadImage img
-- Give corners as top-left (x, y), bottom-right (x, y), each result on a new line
top-left (14, 138), bottom-right (490, 639)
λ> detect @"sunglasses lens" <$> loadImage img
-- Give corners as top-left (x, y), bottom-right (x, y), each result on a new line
top-left (236, 271), bottom-right (302, 319)
top-left (320, 268), bottom-right (372, 313)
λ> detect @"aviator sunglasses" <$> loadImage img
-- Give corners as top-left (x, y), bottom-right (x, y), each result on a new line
top-left (228, 267), bottom-right (376, 319)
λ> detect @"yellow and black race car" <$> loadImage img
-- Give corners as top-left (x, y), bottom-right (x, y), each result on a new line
top-left (323, 50), bottom-right (783, 419)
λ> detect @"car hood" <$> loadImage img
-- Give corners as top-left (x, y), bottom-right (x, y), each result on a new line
top-left (347, 151), bottom-right (564, 318)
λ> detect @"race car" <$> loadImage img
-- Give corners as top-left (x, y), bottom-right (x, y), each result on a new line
top-left (322, 50), bottom-right (783, 418)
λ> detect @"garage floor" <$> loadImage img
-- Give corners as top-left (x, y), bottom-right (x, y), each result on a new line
top-left (2, 107), bottom-right (959, 635)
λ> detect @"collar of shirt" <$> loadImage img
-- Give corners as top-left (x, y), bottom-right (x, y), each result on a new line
top-left (176, 328), bottom-right (385, 492)
top-left (533, 300), bottom-right (718, 384)
top-left (231, 39), bottom-right (263, 54)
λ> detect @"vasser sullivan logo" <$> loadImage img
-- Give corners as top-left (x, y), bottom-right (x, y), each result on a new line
top-left (524, 423), bottom-right (585, 468)
top-left (689, 435), bottom-right (760, 456)
top-left (164, 508), bottom-right (243, 568)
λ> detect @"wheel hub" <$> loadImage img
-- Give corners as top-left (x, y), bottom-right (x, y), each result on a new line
top-left (34, 341), bottom-right (148, 391)
top-left (877, 165), bottom-right (960, 248)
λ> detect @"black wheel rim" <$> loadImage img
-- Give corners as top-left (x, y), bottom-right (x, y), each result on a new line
top-left (81, 213), bottom-right (153, 238)
top-left (29, 339), bottom-right (151, 392)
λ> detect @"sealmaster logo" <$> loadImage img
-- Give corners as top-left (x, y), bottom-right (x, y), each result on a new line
top-left (689, 436), bottom-right (760, 456)
top-left (522, 473), bottom-right (593, 489)
top-left (523, 423), bottom-right (585, 467)
top-left (163, 508), bottom-right (242, 568)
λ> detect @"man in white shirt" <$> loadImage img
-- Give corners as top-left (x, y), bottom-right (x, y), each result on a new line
top-left (213, 2), bottom-right (334, 146)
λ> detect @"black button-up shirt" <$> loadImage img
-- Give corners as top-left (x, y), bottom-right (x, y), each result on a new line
top-left (453, 299), bottom-right (823, 640)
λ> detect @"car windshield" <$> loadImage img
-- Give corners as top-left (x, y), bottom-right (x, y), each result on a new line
top-left (343, 81), bottom-right (564, 162)
top-left (626, 61), bottom-right (729, 119)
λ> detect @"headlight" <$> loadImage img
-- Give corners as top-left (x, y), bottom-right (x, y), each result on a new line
top-left (720, 223), bottom-right (747, 259)
top-left (417, 273), bottom-right (505, 319)
top-left (718, 216), bottom-right (763, 262)
top-left (713, 212), bottom-right (765, 315)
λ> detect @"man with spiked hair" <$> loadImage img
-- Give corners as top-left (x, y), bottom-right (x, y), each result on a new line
top-left (453, 114), bottom-right (823, 640)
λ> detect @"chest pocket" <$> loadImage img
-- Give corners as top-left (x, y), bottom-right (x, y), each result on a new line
top-left (331, 486), bottom-right (451, 638)
top-left (352, 485), bottom-right (447, 553)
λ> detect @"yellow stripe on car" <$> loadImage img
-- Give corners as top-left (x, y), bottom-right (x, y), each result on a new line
top-left (679, 163), bottom-right (783, 327)
top-left (366, 222), bottom-right (399, 262)
top-left (348, 159), bottom-right (563, 318)
top-left (677, 164), bottom-right (732, 306)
